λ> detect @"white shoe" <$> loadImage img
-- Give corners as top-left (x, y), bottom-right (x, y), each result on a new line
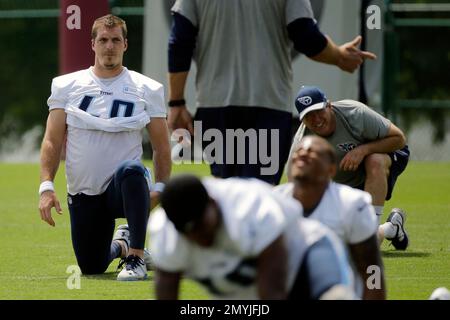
top-left (117, 255), bottom-right (147, 281)
top-left (113, 224), bottom-right (130, 255)
top-left (429, 287), bottom-right (450, 300)
top-left (386, 208), bottom-right (409, 250)
top-left (143, 248), bottom-right (153, 271)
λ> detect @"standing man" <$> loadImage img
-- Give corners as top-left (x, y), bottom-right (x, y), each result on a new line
top-left (289, 85), bottom-right (410, 250)
top-left (275, 136), bottom-right (386, 299)
top-left (38, 15), bottom-right (171, 280)
top-left (167, 0), bottom-right (376, 185)
top-left (149, 175), bottom-right (357, 300)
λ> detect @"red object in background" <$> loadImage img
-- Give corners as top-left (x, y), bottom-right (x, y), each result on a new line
top-left (59, 0), bottom-right (109, 160)
top-left (59, 0), bottom-right (109, 75)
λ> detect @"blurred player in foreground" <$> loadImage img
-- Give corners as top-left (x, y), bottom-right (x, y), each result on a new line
top-left (38, 15), bottom-right (171, 280)
top-left (289, 86), bottom-right (410, 250)
top-left (148, 175), bottom-right (357, 300)
top-left (275, 136), bottom-right (385, 299)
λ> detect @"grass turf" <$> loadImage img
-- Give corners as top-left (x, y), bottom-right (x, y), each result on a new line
top-left (0, 161), bottom-right (449, 299)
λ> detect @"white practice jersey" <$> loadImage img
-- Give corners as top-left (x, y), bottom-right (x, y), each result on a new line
top-left (47, 67), bottom-right (166, 195)
top-left (273, 182), bottom-right (378, 245)
top-left (148, 177), bottom-right (350, 299)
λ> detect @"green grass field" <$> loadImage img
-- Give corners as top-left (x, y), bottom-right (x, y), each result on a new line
top-left (0, 161), bottom-right (449, 300)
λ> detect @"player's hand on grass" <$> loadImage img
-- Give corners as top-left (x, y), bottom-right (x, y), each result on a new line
top-left (337, 36), bottom-right (377, 73)
top-left (340, 146), bottom-right (368, 171)
top-left (168, 106), bottom-right (194, 136)
top-left (39, 191), bottom-right (62, 227)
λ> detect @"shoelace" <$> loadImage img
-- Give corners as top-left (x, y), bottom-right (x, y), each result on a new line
top-left (117, 255), bottom-right (144, 271)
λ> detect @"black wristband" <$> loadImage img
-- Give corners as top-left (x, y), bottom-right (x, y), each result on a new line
top-left (168, 99), bottom-right (186, 107)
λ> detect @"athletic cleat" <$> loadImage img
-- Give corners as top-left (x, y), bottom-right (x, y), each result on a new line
top-left (143, 248), bottom-right (153, 271)
top-left (386, 208), bottom-right (409, 250)
top-left (117, 255), bottom-right (147, 281)
top-left (113, 224), bottom-right (130, 256)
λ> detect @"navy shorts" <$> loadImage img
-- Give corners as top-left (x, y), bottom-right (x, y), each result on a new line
top-left (356, 145), bottom-right (410, 200)
top-left (195, 106), bottom-right (292, 185)
top-left (386, 145), bottom-right (410, 200)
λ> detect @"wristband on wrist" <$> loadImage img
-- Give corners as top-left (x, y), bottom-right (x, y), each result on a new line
top-left (153, 182), bottom-right (165, 193)
top-left (39, 180), bottom-right (55, 196)
top-left (168, 99), bottom-right (186, 107)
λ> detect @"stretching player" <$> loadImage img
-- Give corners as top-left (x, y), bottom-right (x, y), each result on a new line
top-left (289, 86), bottom-right (409, 250)
top-left (149, 175), bottom-right (357, 300)
top-left (275, 136), bottom-right (385, 299)
top-left (38, 15), bottom-right (171, 280)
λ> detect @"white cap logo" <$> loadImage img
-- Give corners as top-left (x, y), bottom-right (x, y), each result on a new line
top-left (297, 96), bottom-right (312, 106)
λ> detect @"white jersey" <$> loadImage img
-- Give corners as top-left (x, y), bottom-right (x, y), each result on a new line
top-left (47, 67), bottom-right (166, 195)
top-left (273, 182), bottom-right (378, 245)
top-left (148, 177), bottom-right (350, 299)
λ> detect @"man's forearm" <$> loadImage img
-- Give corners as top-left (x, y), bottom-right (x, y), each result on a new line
top-left (310, 35), bottom-right (340, 66)
top-left (155, 269), bottom-right (181, 300)
top-left (153, 148), bottom-right (172, 183)
top-left (362, 135), bottom-right (405, 155)
top-left (40, 131), bottom-right (62, 181)
top-left (168, 71), bottom-right (189, 101)
top-left (40, 110), bottom-right (67, 183)
top-left (40, 137), bottom-right (64, 182)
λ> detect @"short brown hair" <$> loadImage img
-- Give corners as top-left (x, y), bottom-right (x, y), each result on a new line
top-left (91, 14), bottom-right (127, 39)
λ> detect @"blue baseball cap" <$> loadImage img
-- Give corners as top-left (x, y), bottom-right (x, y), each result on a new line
top-left (294, 86), bottom-right (328, 120)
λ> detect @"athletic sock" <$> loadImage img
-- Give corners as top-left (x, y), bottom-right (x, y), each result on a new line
top-left (110, 240), bottom-right (123, 260)
top-left (374, 206), bottom-right (384, 224)
top-left (374, 205), bottom-right (384, 216)
top-left (380, 222), bottom-right (397, 239)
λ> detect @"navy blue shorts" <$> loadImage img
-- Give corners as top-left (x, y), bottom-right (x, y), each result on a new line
top-left (386, 145), bottom-right (410, 200)
top-left (195, 106), bottom-right (292, 185)
top-left (355, 145), bottom-right (410, 200)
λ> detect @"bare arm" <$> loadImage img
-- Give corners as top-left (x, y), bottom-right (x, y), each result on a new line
top-left (361, 123), bottom-right (406, 155)
top-left (38, 109), bottom-right (67, 226)
top-left (310, 35), bottom-right (376, 73)
top-left (155, 268), bottom-right (181, 300)
top-left (167, 71), bottom-right (194, 135)
top-left (257, 235), bottom-right (288, 299)
top-left (348, 234), bottom-right (386, 300)
top-left (146, 118), bottom-right (172, 209)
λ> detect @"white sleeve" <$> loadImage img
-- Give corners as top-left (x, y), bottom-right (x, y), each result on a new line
top-left (148, 209), bottom-right (189, 272)
top-left (286, 0), bottom-right (315, 25)
top-left (145, 84), bottom-right (167, 118)
top-left (47, 78), bottom-right (68, 110)
top-left (172, 0), bottom-right (198, 27)
top-left (272, 183), bottom-right (294, 198)
top-left (235, 188), bottom-right (302, 256)
top-left (346, 194), bottom-right (378, 244)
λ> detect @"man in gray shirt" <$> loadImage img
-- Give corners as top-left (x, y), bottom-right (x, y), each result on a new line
top-left (167, 0), bottom-right (376, 184)
top-left (289, 85), bottom-right (410, 250)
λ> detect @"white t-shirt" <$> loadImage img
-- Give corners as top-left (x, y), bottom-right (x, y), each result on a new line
top-left (47, 67), bottom-right (166, 195)
top-left (273, 182), bottom-right (378, 245)
top-left (148, 177), bottom-right (349, 299)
